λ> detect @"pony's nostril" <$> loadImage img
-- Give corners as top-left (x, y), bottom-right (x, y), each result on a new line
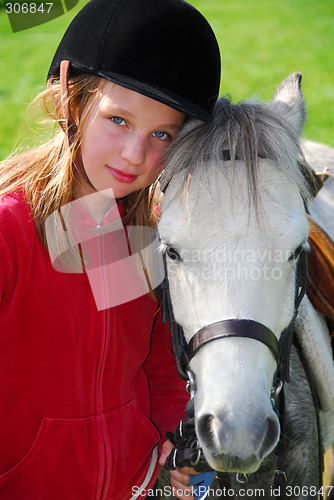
top-left (260, 415), bottom-right (280, 457)
top-left (197, 414), bottom-right (214, 446)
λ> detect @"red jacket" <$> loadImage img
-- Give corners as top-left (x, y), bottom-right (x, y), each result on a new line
top-left (0, 192), bottom-right (187, 500)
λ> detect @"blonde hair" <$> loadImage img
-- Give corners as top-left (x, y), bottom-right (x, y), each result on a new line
top-left (0, 74), bottom-right (160, 248)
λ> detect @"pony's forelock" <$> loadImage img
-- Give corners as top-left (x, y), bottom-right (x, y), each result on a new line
top-left (160, 97), bottom-right (315, 207)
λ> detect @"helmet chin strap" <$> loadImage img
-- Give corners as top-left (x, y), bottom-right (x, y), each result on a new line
top-left (47, 60), bottom-right (95, 191)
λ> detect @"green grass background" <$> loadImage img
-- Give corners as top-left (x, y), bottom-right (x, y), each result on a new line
top-left (0, 0), bottom-right (333, 160)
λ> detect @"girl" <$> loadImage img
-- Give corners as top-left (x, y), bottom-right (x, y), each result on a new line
top-left (0, 0), bottom-right (220, 499)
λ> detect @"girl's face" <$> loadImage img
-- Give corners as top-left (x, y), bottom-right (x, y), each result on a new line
top-left (78, 82), bottom-right (185, 199)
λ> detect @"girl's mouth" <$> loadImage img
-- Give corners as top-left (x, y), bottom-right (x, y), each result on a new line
top-left (107, 166), bottom-right (138, 184)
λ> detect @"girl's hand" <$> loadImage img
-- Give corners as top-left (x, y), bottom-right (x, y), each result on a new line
top-left (159, 440), bottom-right (199, 500)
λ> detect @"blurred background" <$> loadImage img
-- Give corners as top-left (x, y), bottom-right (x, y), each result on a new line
top-left (0, 0), bottom-right (333, 160)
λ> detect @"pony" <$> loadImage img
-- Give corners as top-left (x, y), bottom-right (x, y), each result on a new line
top-left (157, 73), bottom-right (334, 498)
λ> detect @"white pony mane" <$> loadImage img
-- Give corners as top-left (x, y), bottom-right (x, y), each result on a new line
top-left (160, 97), bottom-right (317, 207)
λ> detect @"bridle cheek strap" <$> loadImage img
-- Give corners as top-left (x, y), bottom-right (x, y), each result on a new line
top-left (279, 249), bottom-right (309, 383)
top-left (188, 319), bottom-right (280, 364)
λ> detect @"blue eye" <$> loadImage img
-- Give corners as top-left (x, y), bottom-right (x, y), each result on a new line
top-left (111, 117), bottom-right (126, 125)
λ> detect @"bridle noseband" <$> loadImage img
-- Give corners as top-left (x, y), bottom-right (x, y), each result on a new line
top-left (189, 319), bottom-right (280, 365)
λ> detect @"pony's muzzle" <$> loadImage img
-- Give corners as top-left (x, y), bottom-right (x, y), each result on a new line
top-left (197, 410), bottom-right (280, 473)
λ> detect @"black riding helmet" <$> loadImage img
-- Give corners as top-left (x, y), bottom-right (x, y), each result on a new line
top-left (47, 0), bottom-right (221, 122)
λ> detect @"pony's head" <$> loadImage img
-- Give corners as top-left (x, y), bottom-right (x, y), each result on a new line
top-left (158, 73), bottom-right (316, 473)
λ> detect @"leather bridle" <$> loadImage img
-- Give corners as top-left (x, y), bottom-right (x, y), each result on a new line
top-left (159, 247), bottom-right (324, 490)
top-left (189, 319), bottom-right (279, 365)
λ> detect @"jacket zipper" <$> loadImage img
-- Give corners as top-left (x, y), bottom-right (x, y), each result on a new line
top-left (95, 228), bottom-right (111, 500)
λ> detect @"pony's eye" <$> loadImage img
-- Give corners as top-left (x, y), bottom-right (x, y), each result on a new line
top-left (166, 246), bottom-right (182, 261)
top-left (288, 244), bottom-right (304, 262)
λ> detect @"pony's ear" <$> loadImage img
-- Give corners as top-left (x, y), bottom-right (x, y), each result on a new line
top-left (271, 72), bottom-right (306, 136)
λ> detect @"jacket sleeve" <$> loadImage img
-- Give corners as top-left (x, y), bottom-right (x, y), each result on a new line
top-left (143, 307), bottom-right (188, 445)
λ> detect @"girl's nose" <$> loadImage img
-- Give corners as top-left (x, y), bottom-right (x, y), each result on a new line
top-left (120, 132), bottom-right (146, 165)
